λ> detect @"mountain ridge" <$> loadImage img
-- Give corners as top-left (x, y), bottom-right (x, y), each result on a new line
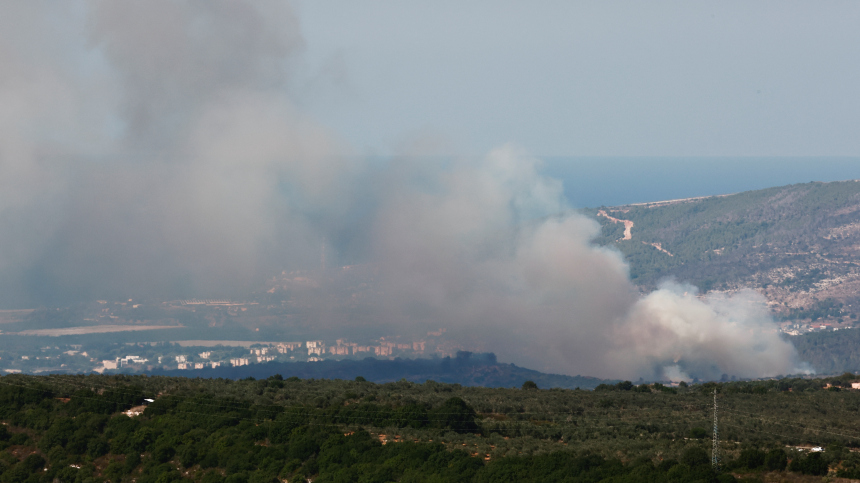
top-left (586, 179), bottom-right (860, 323)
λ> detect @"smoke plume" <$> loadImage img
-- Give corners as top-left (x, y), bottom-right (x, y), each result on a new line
top-left (369, 147), bottom-right (807, 380)
top-left (0, 1), bottom-right (807, 380)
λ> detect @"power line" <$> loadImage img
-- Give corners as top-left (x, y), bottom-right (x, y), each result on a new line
top-left (720, 406), bottom-right (860, 441)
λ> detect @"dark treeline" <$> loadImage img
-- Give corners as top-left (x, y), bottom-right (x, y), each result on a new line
top-left (148, 352), bottom-right (610, 390)
top-left (3, 374), bottom-right (860, 482)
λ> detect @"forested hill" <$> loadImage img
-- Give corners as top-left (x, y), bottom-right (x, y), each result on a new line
top-left (791, 329), bottom-right (860, 374)
top-left (148, 352), bottom-right (610, 390)
top-left (586, 179), bottom-right (860, 321)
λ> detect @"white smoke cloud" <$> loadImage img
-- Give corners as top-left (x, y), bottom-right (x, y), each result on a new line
top-left (0, 1), bottom-right (807, 380)
top-left (611, 282), bottom-right (810, 381)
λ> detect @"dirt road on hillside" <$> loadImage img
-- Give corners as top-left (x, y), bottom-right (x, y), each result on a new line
top-left (597, 210), bottom-right (633, 240)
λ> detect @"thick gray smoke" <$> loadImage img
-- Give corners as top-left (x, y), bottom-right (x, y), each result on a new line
top-left (369, 146), bottom-right (808, 380)
top-left (0, 1), bottom-right (807, 380)
top-left (0, 1), bottom-right (353, 304)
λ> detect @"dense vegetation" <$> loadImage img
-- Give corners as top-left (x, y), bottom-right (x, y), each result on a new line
top-left (791, 328), bottom-right (860, 374)
top-left (4, 374), bottom-right (860, 481)
top-left (780, 297), bottom-right (855, 322)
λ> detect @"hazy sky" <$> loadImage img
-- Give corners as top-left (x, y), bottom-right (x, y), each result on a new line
top-left (0, 1), bottom-right (819, 378)
top-left (294, 1), bottom-right (860, 157)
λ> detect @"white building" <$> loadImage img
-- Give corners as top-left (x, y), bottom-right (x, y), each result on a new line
top-left (307, 340), bottom-right (324, 356)
top-left (328, 346), bottom-right (349, 356)
top-left (120, 355), bottom-right (147, 366)
top-left (277, 342), bottom-right (302, 353)
top-left (374, 346), bottom-right (392, 357)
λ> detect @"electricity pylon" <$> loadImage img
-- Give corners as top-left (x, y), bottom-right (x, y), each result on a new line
top-left (712, 387), bottom-right (720, 471)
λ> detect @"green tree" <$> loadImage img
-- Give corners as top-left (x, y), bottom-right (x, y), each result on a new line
top-left (764, 449), bottom-right (787, 471)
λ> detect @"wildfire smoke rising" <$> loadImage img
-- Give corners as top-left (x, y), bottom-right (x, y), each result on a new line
top-left (370, 148), bottom-right (807, 380)
top-left (0, 1), bottom-right (806, 380)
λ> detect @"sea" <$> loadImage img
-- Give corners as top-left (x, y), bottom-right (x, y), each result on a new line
top-left (540, 157), bottom-right (860, 209)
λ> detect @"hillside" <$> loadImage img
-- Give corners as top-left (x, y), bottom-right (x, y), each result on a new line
top-left (790, 329), bottom-right (860, 374)
top-left (586, 180), bottom-right (860, 322)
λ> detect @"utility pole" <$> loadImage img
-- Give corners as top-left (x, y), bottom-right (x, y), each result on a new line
top-left (712, 387), bottom-right (720, 471)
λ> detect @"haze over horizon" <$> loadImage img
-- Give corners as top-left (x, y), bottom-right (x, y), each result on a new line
top-left (1, 1), bottom-right (857, 380)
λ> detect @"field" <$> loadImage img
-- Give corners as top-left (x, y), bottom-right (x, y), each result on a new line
top-left (0, 310), bottom-right (33, 325)
top-left (9, 325), bottom-right (183, 337)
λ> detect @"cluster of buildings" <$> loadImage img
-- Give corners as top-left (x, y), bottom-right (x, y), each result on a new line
top-left (176, 361), bottom-right (222, 369)
top-left (779, 320), bottom-right (856, 336)
top-left (304, 339), bottom-right (427, 358)
top-left (100, 353), bottom-right (223, 371)
top-left (97, 333), bottom-right (443, 372)
top-left (175, 353), bottom-right (223, 369)
top-left (249, 347), bottom-right (277, 363)
top-left (102, 355), bottom-right (148, 370)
